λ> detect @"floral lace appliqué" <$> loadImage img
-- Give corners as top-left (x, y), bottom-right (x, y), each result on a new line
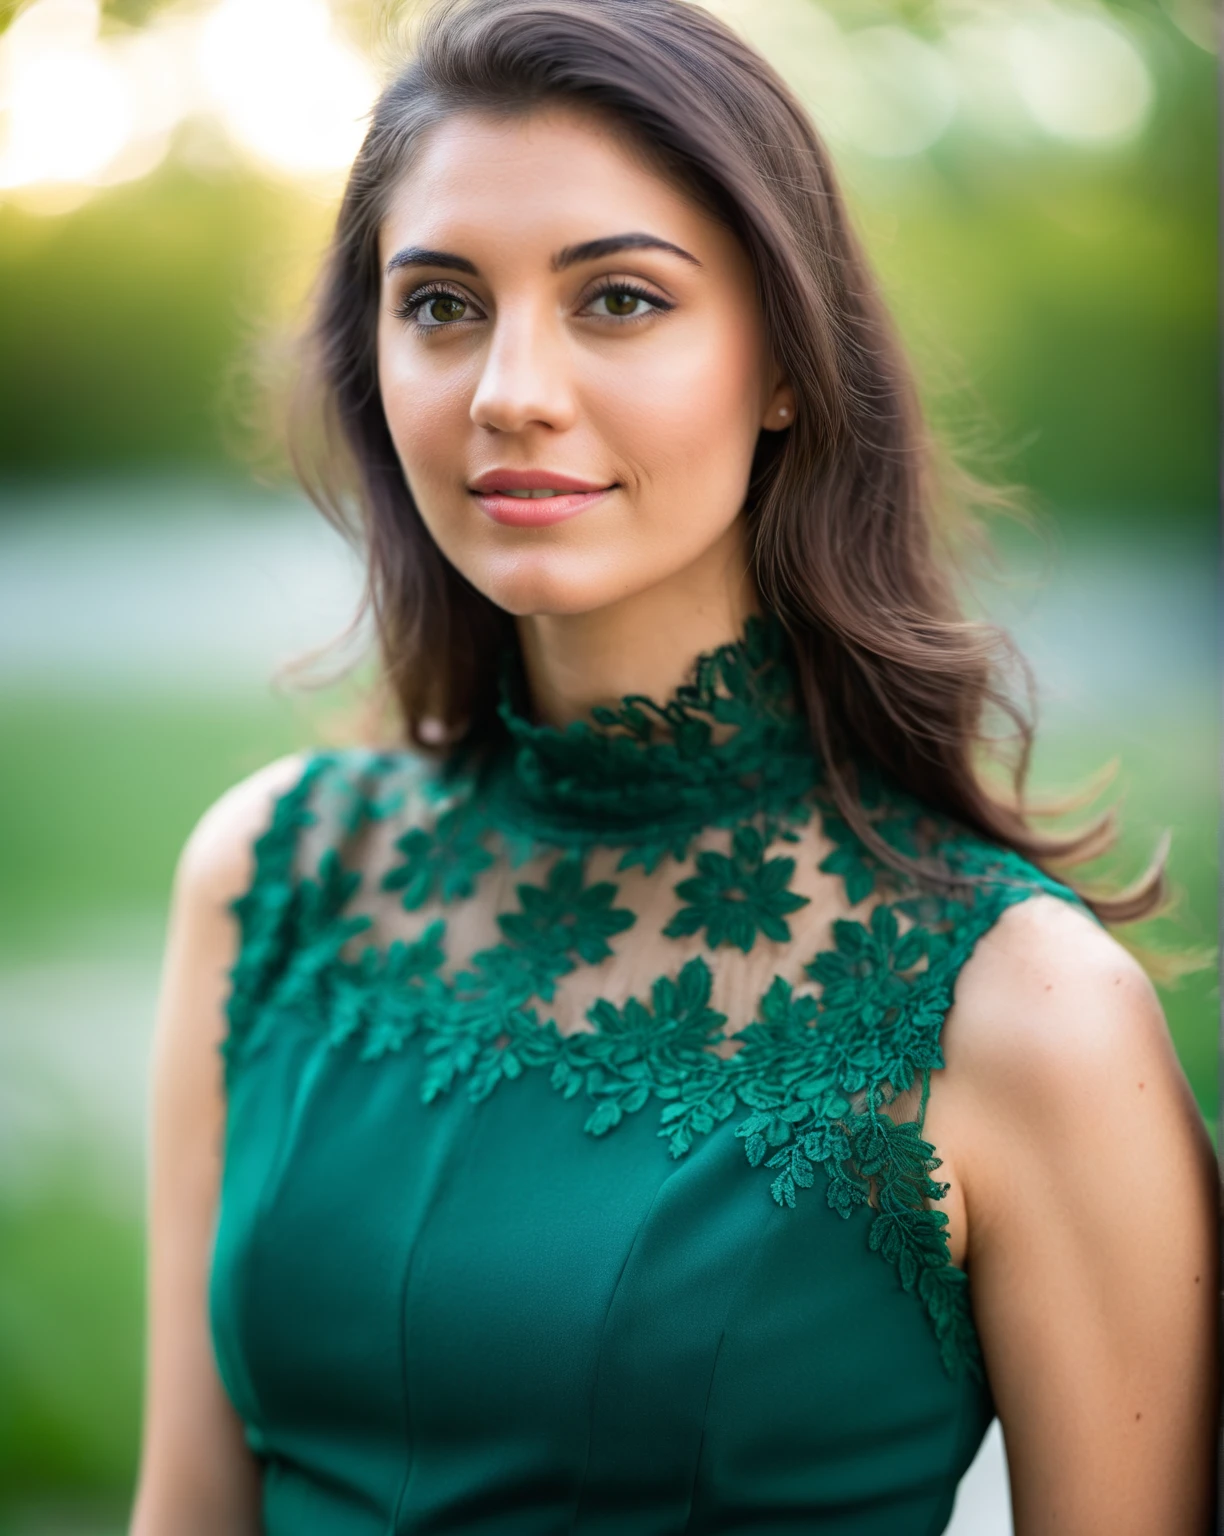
top-left (223, 620), bottom-right (1087, 1384)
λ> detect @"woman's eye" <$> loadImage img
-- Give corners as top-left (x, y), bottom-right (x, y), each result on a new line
top-left (599, 289), bottom-right (646, 317)
top-left (397, 282), bottom-right (669, 328)
top-left (426, 297), bottom-right (469, 328)
top-left (396, 287), bottom-right (476, 328)
top-left (585, 284), bottom-right (671, 321)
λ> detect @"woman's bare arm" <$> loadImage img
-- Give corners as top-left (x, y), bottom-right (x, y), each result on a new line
top-left (129, 754), bottom-right (308, 1536)
top-left (940, 895), bottom-right (1218, 1535)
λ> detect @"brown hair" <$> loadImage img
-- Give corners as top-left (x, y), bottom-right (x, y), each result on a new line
top-left (291, 0), bottom-right (1166, 928)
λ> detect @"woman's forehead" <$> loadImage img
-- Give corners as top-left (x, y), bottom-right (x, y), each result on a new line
top-left (378, 106), bottom-right (715, 268)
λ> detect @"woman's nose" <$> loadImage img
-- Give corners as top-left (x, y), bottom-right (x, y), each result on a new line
top-left (469, 307), bottom-right (578, 434)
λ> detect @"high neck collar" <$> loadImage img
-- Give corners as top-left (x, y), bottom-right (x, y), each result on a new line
top-left (489, 615), bottom-right (821, 847)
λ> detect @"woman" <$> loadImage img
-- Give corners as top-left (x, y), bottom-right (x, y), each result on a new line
top-left (130, 1), bottom-right (1217, 1531)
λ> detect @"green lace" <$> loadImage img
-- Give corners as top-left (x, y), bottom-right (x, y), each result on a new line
top-left (224, 616), bottom-right (1084, 1380)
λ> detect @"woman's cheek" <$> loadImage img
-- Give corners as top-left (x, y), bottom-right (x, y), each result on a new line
top-left (606, 319), bottom-right (761, 477)
top-left (381, 362), bottom-right (470, 496)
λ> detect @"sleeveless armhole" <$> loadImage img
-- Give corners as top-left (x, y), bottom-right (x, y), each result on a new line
top-left (873, 849), bottom-right (1095, 1378)
top-left (220, 750), bottom-right (335, 1092)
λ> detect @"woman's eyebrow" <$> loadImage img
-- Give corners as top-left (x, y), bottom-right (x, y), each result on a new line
top-left (384, 232), bottom-right (701, 279)
top-left (385, 247), bottom-right (480, 277)
top-left (551, 232), bottom-right (702, 270)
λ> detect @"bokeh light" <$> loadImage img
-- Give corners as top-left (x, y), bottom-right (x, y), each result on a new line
top-left (0, 0), bottom-right (378, 210)
top-left (0, 0), bottom-right (1172, 216)
top-left (196, 0), bottom-right (376, 178)
top-left (706, 0), bottom-right (1156, 158)
top-left (0, 0), bottom-right (131, 192)
top-left (1007, 11), bottom-right (1153, 145)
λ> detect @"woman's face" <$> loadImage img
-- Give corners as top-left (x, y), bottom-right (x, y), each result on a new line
top-left (376, 105), bottom-right (792, 618)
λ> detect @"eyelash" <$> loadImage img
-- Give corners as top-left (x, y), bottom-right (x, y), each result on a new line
top-left (391, 277), bottom-right (675, 329)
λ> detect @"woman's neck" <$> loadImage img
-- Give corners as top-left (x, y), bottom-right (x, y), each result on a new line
top-left (515, 520), bottom-right (759, 727)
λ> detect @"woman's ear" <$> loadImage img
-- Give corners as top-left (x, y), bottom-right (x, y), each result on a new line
top-left (761, 380), bottom-right (796, 432)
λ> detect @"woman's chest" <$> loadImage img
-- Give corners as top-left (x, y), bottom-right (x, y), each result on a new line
top-left (210, 1030), bottom-right (988, 1534)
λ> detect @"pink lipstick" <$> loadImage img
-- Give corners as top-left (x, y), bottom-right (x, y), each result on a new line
top-left (468, 468), bottom-right (616, 527)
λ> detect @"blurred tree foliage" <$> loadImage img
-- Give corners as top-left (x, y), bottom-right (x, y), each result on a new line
top-left (860, 14), bottom-right (1217, 522)
top-left (0, 0), bottom-right (1215, 522)
top-left (0, 163), bottom-right (327, 477)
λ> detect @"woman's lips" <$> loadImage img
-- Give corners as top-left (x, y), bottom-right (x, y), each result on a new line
top-left (471, 486), bottom-right (615, 527)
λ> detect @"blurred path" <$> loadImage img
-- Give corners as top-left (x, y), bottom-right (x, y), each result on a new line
top-left (0, 478), bottom-right (1215, 712)
top-left (0, 478), bottom-right (366, 693)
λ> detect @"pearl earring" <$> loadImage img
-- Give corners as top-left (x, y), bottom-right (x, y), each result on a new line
top-left (777, 406), bottom-right (790, 421)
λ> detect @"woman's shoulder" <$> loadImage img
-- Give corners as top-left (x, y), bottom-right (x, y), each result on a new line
top-left (944, 891), bottom-right (1181, 1146)
top-left (175, 745), bottom-right (447, 907)
top-left (175, 751), bottom-right (315, 908)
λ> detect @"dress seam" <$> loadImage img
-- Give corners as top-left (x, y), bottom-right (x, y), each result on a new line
top-left (229, 1030), bottom-right (333, 1461)
top-left (566, 1159), bottom-right (686, 1535)
top-left (388, 1081), bottom-right (500, 1536)
top-left (680, 1196), bottom-right (786, 1534)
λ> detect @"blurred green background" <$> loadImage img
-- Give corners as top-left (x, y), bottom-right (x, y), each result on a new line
top-left (0, 0), bottom-right (1217, 1531)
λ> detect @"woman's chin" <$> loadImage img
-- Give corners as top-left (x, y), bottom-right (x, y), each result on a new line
top-left (475, 552), bottom-right (641, 620)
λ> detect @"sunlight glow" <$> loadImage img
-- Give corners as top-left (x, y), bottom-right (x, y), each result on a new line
top-left (196, 0), bottom-right (376, 179)
top-left (0, 0), bottom-right (377, 211)
top-left (0, 0), bottom-right (130, 189)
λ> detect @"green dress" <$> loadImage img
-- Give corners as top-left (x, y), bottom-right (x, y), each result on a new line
top-left (209, 618), bottom-right (1082, 1534)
